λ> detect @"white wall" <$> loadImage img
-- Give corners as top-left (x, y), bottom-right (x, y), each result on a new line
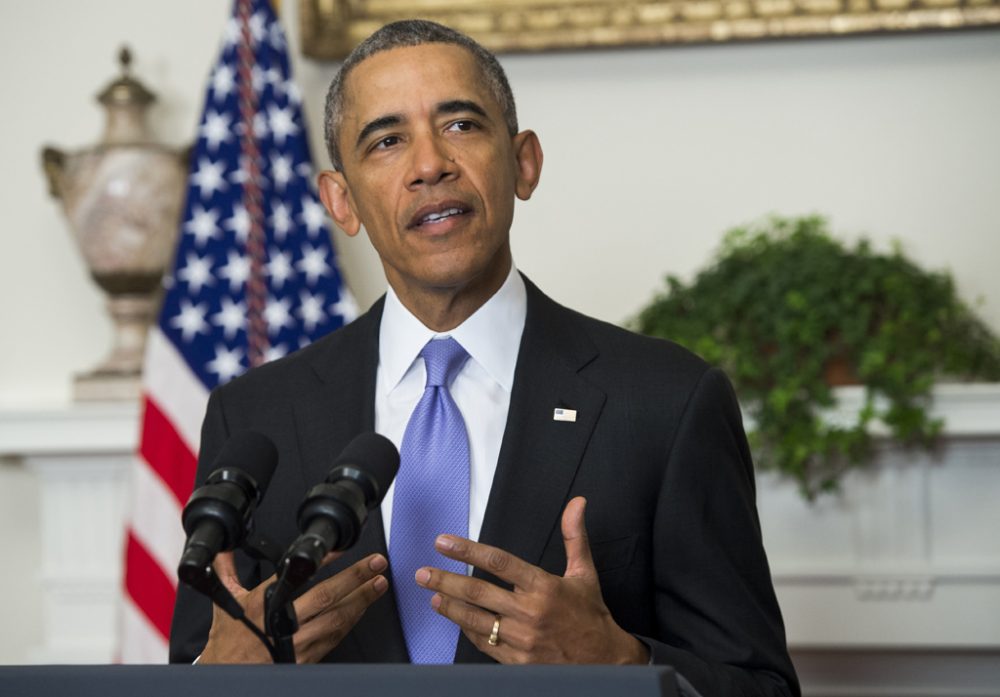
top-left (0, 0), bottom-right (998, 667)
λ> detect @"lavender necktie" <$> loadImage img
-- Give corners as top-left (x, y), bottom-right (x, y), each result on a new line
top-left (390, 337), bottom-right (471, 664)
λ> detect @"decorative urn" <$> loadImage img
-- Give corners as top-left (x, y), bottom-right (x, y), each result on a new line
top-left (42, 47), bottom-right (189, 401)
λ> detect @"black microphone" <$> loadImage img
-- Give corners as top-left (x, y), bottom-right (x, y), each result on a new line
top-left (177, 431), bottom-right (278, 587)
top-left (279, 432), bottom-right (399, 589)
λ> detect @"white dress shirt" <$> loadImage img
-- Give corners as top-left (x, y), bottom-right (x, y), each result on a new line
top-left (376, 265), bottom-right (527, 548)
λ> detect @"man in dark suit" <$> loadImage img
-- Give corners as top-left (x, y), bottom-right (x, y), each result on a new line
top-left (170, 19), bottom-right (799, 696)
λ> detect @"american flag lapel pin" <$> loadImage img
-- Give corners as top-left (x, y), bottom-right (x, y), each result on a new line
top-left (553, 407), bottom-right (577, 423)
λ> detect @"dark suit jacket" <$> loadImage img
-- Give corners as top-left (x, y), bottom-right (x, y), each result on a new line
top-left (170, 277), bottom-right (799, 696)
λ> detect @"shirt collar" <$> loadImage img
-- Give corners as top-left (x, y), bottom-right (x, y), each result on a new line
top-left (378, 264), bottom-right (527, 394)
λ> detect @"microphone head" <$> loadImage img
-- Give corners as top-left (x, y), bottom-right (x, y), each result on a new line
top-left (211, 430), bottom-right (279, 496)
top-left (328, 432), bottom-right (400, 503)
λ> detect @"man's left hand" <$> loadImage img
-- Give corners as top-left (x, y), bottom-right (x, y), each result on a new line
top-left (415, 496), bottom-right (650, 664)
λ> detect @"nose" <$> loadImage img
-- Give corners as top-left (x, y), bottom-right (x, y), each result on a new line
top-left (406, 132), bottom-right (455, 189)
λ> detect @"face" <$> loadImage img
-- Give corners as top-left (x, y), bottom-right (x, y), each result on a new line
top-left (318, 43), bottom-right (542, 312)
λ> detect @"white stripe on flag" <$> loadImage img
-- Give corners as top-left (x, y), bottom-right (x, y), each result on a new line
top-left (143, 328), bottom-right (210, 450)
top-left (119, 594), bottom-right (170, 664)
top-left (129, 455), bottom-right (186, 587)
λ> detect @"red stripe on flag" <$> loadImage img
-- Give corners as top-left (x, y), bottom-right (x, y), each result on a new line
top-left (124, 531), bottom-right (176, 642)
top-left (140, 395), bottom-right (198, 507)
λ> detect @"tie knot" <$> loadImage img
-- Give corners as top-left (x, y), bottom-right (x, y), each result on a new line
top-left (420, 337), bottom-right (469, 388)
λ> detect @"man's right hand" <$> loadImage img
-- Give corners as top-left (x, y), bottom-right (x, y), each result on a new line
top-left (198, 550), bottom-right (389, 663)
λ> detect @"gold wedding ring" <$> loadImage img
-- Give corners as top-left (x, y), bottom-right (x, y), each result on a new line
top-left (488, 614), bottom-right (502, 647)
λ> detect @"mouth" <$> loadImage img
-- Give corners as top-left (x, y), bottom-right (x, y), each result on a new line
top-left (407, 200), bottom-right (473, 230)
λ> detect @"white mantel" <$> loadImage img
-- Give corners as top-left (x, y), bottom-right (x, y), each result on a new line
top-left (0, 401), bottom-right (139, 664)
top-left (0, 402), bottom-right (140, 456)
top-left (1, 385), bottom-right (999, 693)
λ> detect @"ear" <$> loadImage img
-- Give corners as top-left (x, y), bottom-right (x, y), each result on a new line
top-left (317, 170), bottom-right (362, 236)
top-left (511, 130), bottom-right (543, 201)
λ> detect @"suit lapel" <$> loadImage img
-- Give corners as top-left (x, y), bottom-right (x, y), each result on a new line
top-left (456, 278), bottom-right (606, 662)
top-left (291, 298), bottom-right (409, 663)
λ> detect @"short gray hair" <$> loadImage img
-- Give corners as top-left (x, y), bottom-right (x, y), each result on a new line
top-left (323, 19), bottom-right (519, 172)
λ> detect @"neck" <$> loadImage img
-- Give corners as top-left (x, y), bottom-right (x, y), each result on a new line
top-left (389, 253), bottom-right (512, 332)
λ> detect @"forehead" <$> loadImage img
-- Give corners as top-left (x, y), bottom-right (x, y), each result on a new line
top-left (341, 43), bottom-right (498, 126)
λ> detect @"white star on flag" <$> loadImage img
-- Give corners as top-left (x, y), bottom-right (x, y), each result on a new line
top-left (206, 344), bottom-right (245, 383)
top-left (170, 298), bottom-right (210, 341)
top-left (271, 152), bottom-right (294, 190)
top-left (270, 202), bottom-right (293, 242)
top-left (266, 67), bottom-right (287, 96)
top-left (298, 290), bottom-right (327, 332)
top-left (222, 17), bottom-right (240, 48)
top-left (267, 247), bottom-right (295, 289)
top-left (190, 157), bottom-right (229, 199)
top-left (269, 22), bottom-right (287, 51)
top-left (251, 64), bottom-right (267, 93)
top-left (265, 295), bottom-right (294, 335)
top-left (223, 204), bottom-right (251, 244)
top-left (218, 250), bottom-right (251, 292)
top-left (330, 292), bottom-right (359, 321)
top-left (300, 197), bottom-right (326, 236)
top-left (268, 104), bottom-right (299, 145)
top-left (184, 205), bottom-right (221, 246)
top-left (211, 296), bottom-right (247, 339)
top-left (177, 252), bottom-right (216, 294)
top-left (265, 343), bottom-right (288, 362)
top-left (297, 243), bottom-right (331, 284)
top-left (211, 64), bottom-right (235, 101)
top-left (249, 11), bottom-right (267, 43)
top-left (200, 111), bottom-right (234, 152)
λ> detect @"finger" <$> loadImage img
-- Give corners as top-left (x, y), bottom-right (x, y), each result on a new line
top-left (437, 595), bottom-right (530, 664)
top-left (434, 536), bottom-right (542, 590)
top-left (293, 554), bottom-right (387, 623)
top-left (461, 625), bottom-right (525, 665)
top-left (318, 550), bottom-right (344, 568)
top-left (415, 567), bottom-right (519, 618)
top-left (293, 574), bottom-right (389, 662)
top-left (561, 496), bottom-right (596, 580)
top-left (431, 592), bottom-right (513, 648)
top-left (213, 551), bottom-right (245, 595)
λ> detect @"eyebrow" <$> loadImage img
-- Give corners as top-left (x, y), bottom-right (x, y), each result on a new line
top-left (436, 99), bottom-right (489, 120)
top-left (355, 114), bottom-right (403, 151)
top-left (354, 100), bottom-right (492, 151)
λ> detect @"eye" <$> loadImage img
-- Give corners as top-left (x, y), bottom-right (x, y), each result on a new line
top-left (372, 135), bottom-right (401, 151)
top-left (447, 120), bottom-right (478, 133)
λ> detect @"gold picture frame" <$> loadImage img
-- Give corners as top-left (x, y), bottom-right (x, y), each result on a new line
top-left (300, 0), bottom-right (1000, 60)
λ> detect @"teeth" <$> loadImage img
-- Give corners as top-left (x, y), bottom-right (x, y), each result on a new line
top-left (422, 207), bottom-right (463, 224)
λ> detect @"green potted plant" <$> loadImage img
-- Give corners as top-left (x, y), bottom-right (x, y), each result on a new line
top-left (634, 215), bottom-right (1000, 499)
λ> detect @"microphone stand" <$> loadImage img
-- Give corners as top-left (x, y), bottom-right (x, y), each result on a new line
top-left (245, 531), bottom-right (299, 663)
top-left (264, 578), bottom-right (299, 664)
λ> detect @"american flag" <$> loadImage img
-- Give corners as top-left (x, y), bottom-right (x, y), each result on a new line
top-left (119, 0), bottom-right (356, 661)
